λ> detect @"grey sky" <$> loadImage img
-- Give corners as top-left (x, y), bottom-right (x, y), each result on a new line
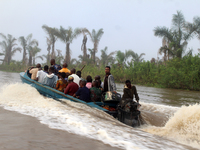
top-left (0, 0), bottom-right (200, 63)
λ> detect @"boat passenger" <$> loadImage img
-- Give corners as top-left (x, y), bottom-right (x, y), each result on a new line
top-left (59, 63), bottom-right (71, 74)
top-left (90, 81), bottom-right (102, 102)
top-left (70, 68), bottom-right (80, 86)
top-left (55, 72), bottom-right (68, 92)
top-left (102, 66), bottom-right (116, 93)
top-left (35, 65), bottom-right (49, 83)
top-left (50, 59), bottom-right (61, 75)
top-left (64, 76), bottom-right (79, 96)
top-left (65, 72), bottom-right (70, 81)
top-left (42, 67), bottom-right (58, 88)
top-left (86, 75), bottom-right (92, 89)
top-left (122, 80), bottom-right (139, 102)
top-left (29, 63), bottom-right (41, 80)
top-left (73, 80), bottom-right (91, 102)
top-left (76, 70), bottom-right (84, 80)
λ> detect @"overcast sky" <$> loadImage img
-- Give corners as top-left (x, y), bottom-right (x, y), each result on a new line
top-left (0, 0), bottom-right (200, 63)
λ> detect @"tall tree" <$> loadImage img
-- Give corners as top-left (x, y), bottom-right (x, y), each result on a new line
top-left (54, 26), bottom-right (79, 64)
top-left (90, 28), bottom-right (104, 64)
top-left (154, 11), bottom-right (195, 58)
top-left (116, 49), bottom-right (133, 65)
top-left (0, 33), bottom-right (21, 65)
top-left (42, 25), bottom-right (57, 59)
top-left (100, 46), bottom-right (116, 66)
top-left (80, 28), bottom-right (91, 62)
top-left (18, 34), bottom-right (38, 64)
top-left (31, 46), bottom-right (43, 65)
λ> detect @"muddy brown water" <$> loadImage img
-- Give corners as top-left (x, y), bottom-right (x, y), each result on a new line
top-left (0, 71), bottom-right (199, 150)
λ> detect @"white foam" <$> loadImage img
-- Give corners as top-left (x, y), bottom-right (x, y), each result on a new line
top-left (0, 83), bottom-right (192, 150)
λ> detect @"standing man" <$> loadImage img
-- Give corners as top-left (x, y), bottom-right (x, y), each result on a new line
top-left (50, 59), bottom-right (61, 75)
top-left (102, 66), bottom-right (116, 93)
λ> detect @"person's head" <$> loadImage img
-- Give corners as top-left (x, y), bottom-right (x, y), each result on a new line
top-left (92, 81), bottom-right (98, 87)
top-left (95, 80), bottom-right (101, 88)
top-left (49, 67), bottom-right (55, 74)
top-left (68, 76), bottom-right (74, 82)
top-left (57, 72), bottom-right (62, 78)
top-left (125, 80), bottom-right (131, 88)
top-left (38, 67), bottom-right (42, 71)
top-left (66, 72), bottom-right (70, 78)
top-left (95, 75), bottom-right (100, 81)
top-left (76, 71), bottom-right (81, 78)
top-left (80, 80), bottom-right (86, 87)
top-left (44, 65), bottom-right (49, 72)
top-left (63, 63), bottom-right (68, 68)
top-left (105, 66), bottom-right (110, 74)
top-left (36, 63), bottom-right (41, 68)
top-left (50, 59), bottom-right (55, 65)
top-left (61, 72), bottom-right (66, 79)
top-left (86, 75), bottom-right (92, 82)
top-left (71, 68), bottom-right (76, 74)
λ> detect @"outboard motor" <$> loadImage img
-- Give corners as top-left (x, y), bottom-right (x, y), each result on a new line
top-left (117, 99), bottom-right (141, 127)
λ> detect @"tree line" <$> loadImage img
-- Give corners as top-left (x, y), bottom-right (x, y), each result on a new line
top-left (1, 11), bottom-right (200, 90)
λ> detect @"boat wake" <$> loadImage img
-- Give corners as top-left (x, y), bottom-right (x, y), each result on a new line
top-left (0, 83), bottom-right (197, 150)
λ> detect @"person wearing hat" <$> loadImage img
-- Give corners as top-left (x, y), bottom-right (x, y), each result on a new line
top-left (64, 76), bottom-right (79, 96)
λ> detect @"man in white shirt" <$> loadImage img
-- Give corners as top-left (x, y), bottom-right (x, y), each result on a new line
top-left (70, 68), bottom-right (80, 86)
top-left (36, 65), bottom-right (49, 83)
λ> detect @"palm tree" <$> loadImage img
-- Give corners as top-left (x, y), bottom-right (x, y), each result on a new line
top-left (31, 46), bottom-right (43, 65)
top-left (154, 11), bottom-right (195, 58)
top-left (130, 52), bottom-right (145, 62)
top-left (79, 28), bottom-right (91, 63)
top-left (0, 33), bottom-right (21, 65)
top-left (46, 37), bottom-right (51, 64)
top-left (18, 34), bottom-right (38, 64)
top-left (55, 49), bottom-right (64, 65)
top-left (100, 46), bottom-right (116, 66)
top-left (90, 28), bottom-right (104, 64)
top-left (42, 25), bottom-right (57, 59)
top-left (54, 26), bottom-right (80, 64)
top-left (116, 50), bottom-right (133, 65)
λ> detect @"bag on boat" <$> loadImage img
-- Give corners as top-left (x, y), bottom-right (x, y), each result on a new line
top-left (102, 91), bottom-right (121, 102)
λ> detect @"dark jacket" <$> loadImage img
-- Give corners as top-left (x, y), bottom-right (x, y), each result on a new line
top-left (122, 85), bottom-right (139, 101)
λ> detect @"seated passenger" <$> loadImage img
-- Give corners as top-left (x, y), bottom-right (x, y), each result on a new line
top-left (42, 67), bottom-right (58, 88)
top-left (59, 63), bottom-right (71, 74)
top-left (70, 68), bottom-right (80, 86)
top-left (55, 72), bottom-right (68, 92)
top-left (64, 76), bottom-right (79, 96)
top-left (29, 63), bottom-right (41, 80)
top-left (73, 80), bottom-right (90, 102)
top-left (86, 75), bottom-right (92, 89)
top-left (90, 81), bottom-right (102, 102)
top-left (35, 65), bottom-right (48, 83)
top-left (122, 80), bottom-right (139, 102)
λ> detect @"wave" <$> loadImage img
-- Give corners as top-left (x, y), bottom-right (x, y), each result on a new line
top-left (142, 103), bottom-right (200, 149)
top-left (0, 83), bottom-right (193, 150)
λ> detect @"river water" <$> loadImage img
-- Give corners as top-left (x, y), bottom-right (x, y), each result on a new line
top-left (0, 71), bottom-right (199, 150)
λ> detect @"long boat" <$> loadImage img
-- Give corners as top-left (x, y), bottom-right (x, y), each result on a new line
top-left (20, 70), bottom-right (141, 126)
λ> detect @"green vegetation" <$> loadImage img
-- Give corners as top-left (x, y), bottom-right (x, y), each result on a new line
top-left (1, 11), bottom-right (200, 90)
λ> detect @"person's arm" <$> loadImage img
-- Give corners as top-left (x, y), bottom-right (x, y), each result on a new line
top-left (74, 88), bottom-right (80, 98)
top-left (35, 71), bottom-right (40, 81)
top-left (55, 81), bottom-right (60, 89)
top-left (133, 86), bottom-right (139, 102)
top-left (64, 84), bottom-right (70, 94)
top-left (109, 75), bottom-right (117, 93)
